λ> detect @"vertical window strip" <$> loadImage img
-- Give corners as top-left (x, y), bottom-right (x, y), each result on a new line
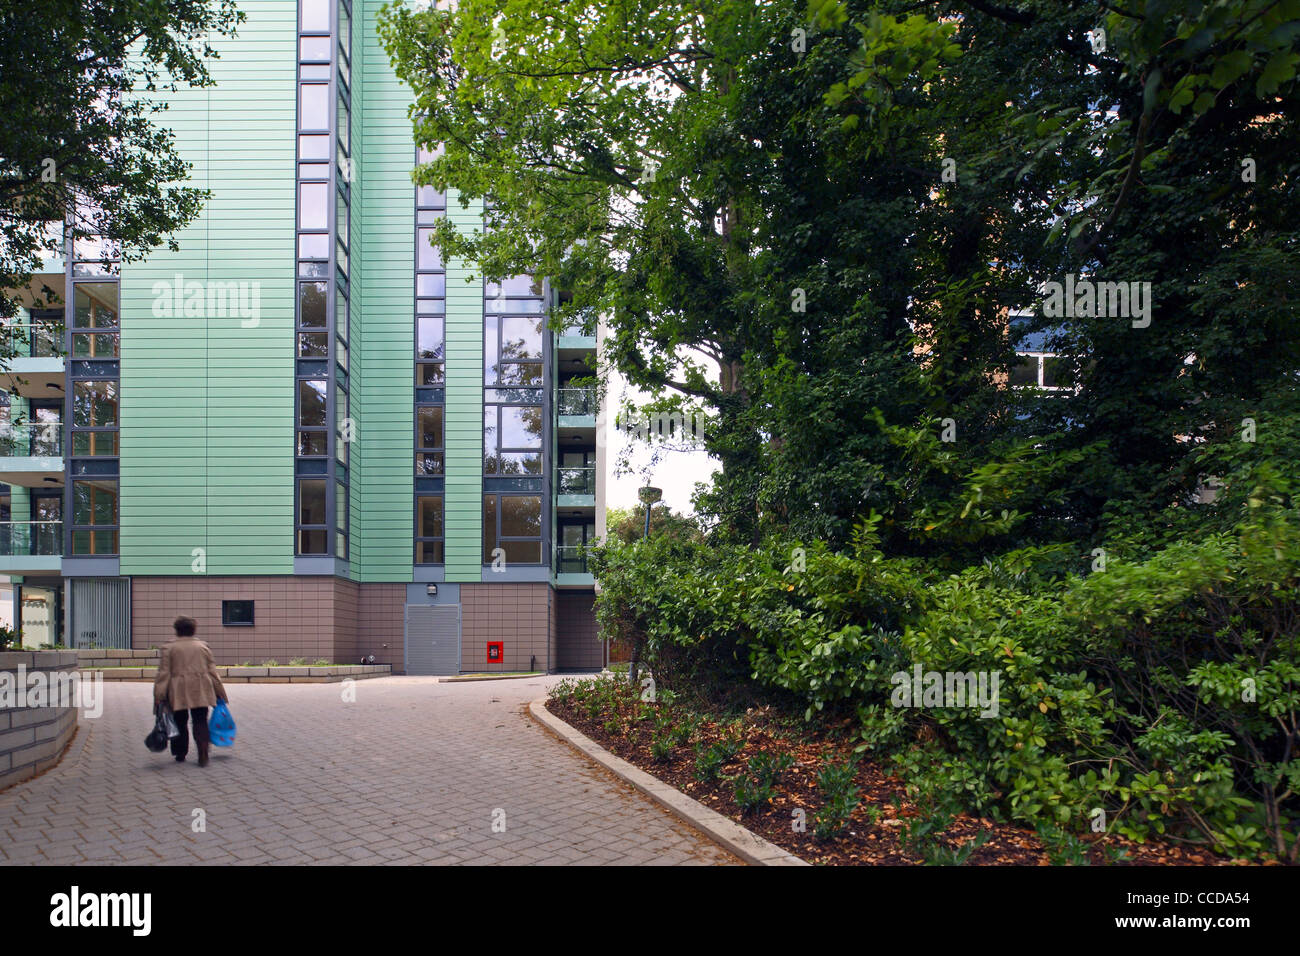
top-left (414, 142), bottom-right (445, 564)
top-left (295, 0), bottom-right (337, 556)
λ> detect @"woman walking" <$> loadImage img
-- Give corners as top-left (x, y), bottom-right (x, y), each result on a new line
top-left (153, 616), bottom-right (228, 767)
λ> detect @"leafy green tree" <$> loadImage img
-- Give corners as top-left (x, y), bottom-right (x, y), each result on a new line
top-left (0, 0), bottom-right (243, 325)
top-left (382, 0), bottom-right (1299, 557)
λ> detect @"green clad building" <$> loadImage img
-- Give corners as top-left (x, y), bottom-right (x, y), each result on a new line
top-left (0, 0), bottom-right (604, 674)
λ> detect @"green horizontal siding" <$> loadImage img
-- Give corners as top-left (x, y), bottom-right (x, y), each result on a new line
top-left (119, 0), bottom-right (296, 575)
top-left (353, 0), bottom-right (414, 581)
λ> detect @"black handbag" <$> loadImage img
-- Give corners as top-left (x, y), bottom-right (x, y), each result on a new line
top-left (145, 702), bottom-right (179, 752)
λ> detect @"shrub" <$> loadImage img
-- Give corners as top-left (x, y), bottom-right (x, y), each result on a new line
top-left (694, 743), bottom-right (728, 782)
top-left (732, 752), bottom-right (794, 814)
top-left (591, 493), bottom-right (1300, 862)
top-left (813, 757), bottom-right (861, 840)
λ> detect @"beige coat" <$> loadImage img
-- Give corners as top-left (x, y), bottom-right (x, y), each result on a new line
top-left (153, 637), bottom-right (227, 711)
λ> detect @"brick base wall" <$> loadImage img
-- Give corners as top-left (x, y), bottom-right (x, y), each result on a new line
top-left (125, 577), bottom-right (599, 675)
top-left (0, 651), bottom-right (80, 792)
top-left (357, 583), bottom-right (405, 674)
top-left (461, 582), bottom-right (550, 672)
top-left (556, 591), bottom-right (603, 670)
top-left (131, 576), bottom-right (342, 665)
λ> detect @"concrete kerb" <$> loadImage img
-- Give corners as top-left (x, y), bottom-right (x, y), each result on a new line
top-left (442, 672), bottom-right (544, 683)
top-left (528, 697), bottom-right (809, 867)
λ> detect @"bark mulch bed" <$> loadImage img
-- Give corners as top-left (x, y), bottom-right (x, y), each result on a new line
top-left (547, 682), bottom-right (1246, 867)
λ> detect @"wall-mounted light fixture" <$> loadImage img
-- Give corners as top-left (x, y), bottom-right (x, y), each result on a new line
top-left (426, 583), bottom-right (438, 597)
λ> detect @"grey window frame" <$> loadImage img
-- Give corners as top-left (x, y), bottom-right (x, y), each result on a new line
top-left (221, 599), bottom-right (255, 627)
top-left (295, 0), bottom-right (347, 558)
top-left (64, 257), bottom-right (121, 557)
top-left (413, 143), bottom-right (447, 563)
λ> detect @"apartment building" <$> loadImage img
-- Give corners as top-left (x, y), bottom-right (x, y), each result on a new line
top-left (0, 0), bottom-right (605, 674)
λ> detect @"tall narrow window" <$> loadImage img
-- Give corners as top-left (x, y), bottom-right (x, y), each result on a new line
top-left (296, 0), bottom-right (350, 558)
top-left (66, 211), bottom-right (122, 557)
top-left (413, 142), bottom-right (446, 563)
top-left (483, 272), bottom-right (546, 564)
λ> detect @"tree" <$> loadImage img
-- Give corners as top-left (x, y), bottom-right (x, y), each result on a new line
top-left (380, 0), bottom-right (1300, 557)
top-left (0, 1), bottom-right (244, 327)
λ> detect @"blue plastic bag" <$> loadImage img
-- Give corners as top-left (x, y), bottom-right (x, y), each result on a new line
top-left (210, 700), bottom-right (236, 747)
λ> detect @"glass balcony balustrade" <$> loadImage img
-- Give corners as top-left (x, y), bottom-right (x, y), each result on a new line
top-left (554, 544), bottom-right (588, 574)
top-left (0, 521), bottom-right (63, 557)
top-left (556, 387), bottom-right (595, 417)
top-left (1, 320), bottom-right (65, 358)
top-left (556, 465), bottom-right (595, 496)
top-left (0, 421), bottom-right (63, 458)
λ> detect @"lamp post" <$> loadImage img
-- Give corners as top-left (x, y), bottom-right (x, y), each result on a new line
top-left (638, 485), bottom-right (662, 538)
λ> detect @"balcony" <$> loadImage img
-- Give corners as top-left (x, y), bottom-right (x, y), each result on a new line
top-left (0, 320), bottom-right (66, 399)
top-left (556, 321), bottom-right (596, 351)
top-left (554, 545), bottom-right (588, 575)
top-left (555, 465), bottom-right (596, 512)
top-left (557, 387), bottom-right (595, 417)
top-left (556, 465), bottom-right (595, 496)
top-left (0, 520), bottom-right (64, 574)
top-left (556, 387), bottom-right (596, 450)
top-left (0, 422), bottom-right (64, 487)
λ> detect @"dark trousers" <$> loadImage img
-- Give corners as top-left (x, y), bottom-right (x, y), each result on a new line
top-left (170, 706), bottom-right (209, 758)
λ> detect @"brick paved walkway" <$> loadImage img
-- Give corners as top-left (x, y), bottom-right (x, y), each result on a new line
top-left (0, 678), bottom-right (737, 865)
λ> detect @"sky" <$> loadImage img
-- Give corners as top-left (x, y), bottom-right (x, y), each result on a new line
top-left (602, 365), bottom-right (717, 517)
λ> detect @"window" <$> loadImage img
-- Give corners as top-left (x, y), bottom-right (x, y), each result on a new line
top-left (335, 478), bottom-right (348, 559)
top-left (300, 35), bottom-right (329, 60)
top-left (71, 431), bottom-right (118, 457)
top-left (222, 600), bottom-right (255, 627)
top-left (300, 84), bottom-right (329, 130)
top-left (299, 182), bottom-right (328, 231)
top-left (73, 381), bottom-right (118, 428)
top-left (299, 379), bottom-right (327, 428)
top-left (416, 405), bottom-right (444, 476)
top-left (335, 389), bottom-right (348, 465)
top-left (71, 478), bottom-right (118, 555)
top-left (300, 134), bottom-right (329, 159)
top-left (299, 234), bottom-right (329, 259)
top-left (72, 332), bottom-right (118, 358)
top-left (1011, 352), bottom-right (1071, 390)
top-left (484, 314), bottom-right (544, 386)
top-left (482, 494), bottom-right (542, 564)
top-left (73, 283), bottom-right (118, 328)
top-left (415, 495), bottom-right (443, 564)
top-left (557, 520), bottom-right (596, 573)
top-left (299, 282), bottom-right (327, 327)
top-left (298, 478), bottom-right (328, 554)
top-left (67, 268), bottom-right (120, 558)
top-left (483, 403), bottom-right (541, 475)
top-left (300, 0), bottom-right (329, 31)
top-left (412, 141), bottom-right (447, 563)
top-left (417, 316), bottom-right (444, 360)
top-left (296, 0), bottom-right (344, 558)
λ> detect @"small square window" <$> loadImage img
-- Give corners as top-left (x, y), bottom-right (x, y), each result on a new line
top-left (222, 600), bottom-right (255, 627)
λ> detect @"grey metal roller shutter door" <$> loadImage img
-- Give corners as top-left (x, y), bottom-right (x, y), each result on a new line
top-left (404, 604), bottom-right (460, 675)
top-left (70, 578), bottom-right (131, 650)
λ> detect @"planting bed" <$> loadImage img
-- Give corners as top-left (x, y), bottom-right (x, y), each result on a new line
top-left (548, 677), bottom-right (1242, 867)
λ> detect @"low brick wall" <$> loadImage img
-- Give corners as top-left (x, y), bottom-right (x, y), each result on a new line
top-left (77, 651), bottom-right (390, 683)
top-left (0, 650), bottom-right (80, 792)
top-left (76, 649), bottom-right (159, 668)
